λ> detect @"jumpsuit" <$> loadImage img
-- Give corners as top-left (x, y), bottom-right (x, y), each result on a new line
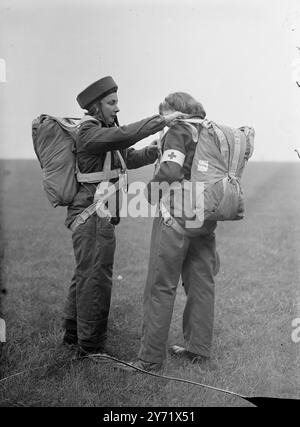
top-left (138, 123), bottom-right (220, 364)
top-left (64, 114), bottom-right (166, 349)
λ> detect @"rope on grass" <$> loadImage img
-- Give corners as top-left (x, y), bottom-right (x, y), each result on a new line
top-left (0, 352), bottom-right (299, 407)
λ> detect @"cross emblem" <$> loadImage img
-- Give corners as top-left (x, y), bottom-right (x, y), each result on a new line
top-left (167, 152), bottom-right (177, 160)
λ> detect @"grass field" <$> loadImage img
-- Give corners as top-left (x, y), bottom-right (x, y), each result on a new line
top-left (0, 159), bottom-right (300, 407)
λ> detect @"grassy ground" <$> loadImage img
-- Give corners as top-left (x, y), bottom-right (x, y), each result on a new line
top-left (0, 159), bottom-right (299, 407)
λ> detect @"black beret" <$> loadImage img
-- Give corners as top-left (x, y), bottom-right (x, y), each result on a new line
top-left (77, 76), bottom-right (118, 109)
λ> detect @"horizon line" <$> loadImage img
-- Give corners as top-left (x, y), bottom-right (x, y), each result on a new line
top-left (0, 158), bottom-right (299, 163)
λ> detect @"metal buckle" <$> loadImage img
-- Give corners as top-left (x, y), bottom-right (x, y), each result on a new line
top-left (77, 216), bottom-right (86, 225)
top-left (163, 216), bottom-right (173, 227)
top-left (228, 174), bottom-right (237, 184)
top-left (119, 171), bottom-right (128, 193)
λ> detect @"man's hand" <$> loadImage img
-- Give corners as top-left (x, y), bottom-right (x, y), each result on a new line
top-left (162, 111), bottom-right (189, 127)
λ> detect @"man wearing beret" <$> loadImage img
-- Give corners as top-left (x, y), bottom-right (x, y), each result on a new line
top-left (63, 76), bottom-right (185, 357)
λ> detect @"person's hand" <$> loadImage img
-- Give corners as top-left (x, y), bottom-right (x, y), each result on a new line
top-left (147, 140), bottom-right (160, 159)
top-left (163, 111), bottom-right (188, 127)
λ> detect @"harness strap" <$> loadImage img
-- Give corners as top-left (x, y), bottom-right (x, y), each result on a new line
top-left (69, 202), bottom-right (99, 232)
top-left (160, 201), bottom-right (191, 236)
top-left (153, 129), bottom-right (165, 177)
top-left (180, 121), bottom-right (199, 142)
top-left (103, 150), bottom-right (112, 173)
top-left (117, 150), bottom-right (126, 171)
top-left (77, 115), bottom-right (99, 126)
top-left (212, 124), bottom-right (229, 162)
top-left (49, 116), bottom-right (81, 130)
top-left (179, 117), bottom-right (206, 125)
top-left (98, 151), bottom-right (114, 181)
top-left (77, 168), bottom-right (122, 183)
top-left (69, 176), bottom-right (126, 233)
top-left (177, 118), bottom-right (207, 142)
top-left (157, 130), bottom-right (164, 157)
top-left (78, 150), bottom-right (127, 183)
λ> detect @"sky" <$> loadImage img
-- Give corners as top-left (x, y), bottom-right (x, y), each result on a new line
top-left (0, 0), bottom-right (300, 161)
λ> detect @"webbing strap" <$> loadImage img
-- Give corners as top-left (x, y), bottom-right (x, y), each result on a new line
top-left (116, 150), bottom-right (126, 171)
top-left (177, 118), bottom-right (205, 142)
top-left (230, 130), bottom-right (241, 177)
top-left (69, 202), bottom-right (99, 232)
top-left (69, 177), bottom-right (126, 233)
top-left (157, 130), bottom-right (164, 157)
top-left (178, 117), bottom-right (206, 125)
top-left (222, 176), bottom-right (228, 193)
top-left (181, 121), bottom-right (199, 142)
top-left (159, 201), bottom-right (191, 236)
top-left (77, 151), bottom-right (126, 183)
top-left (160, 200), bottom-right (206, 236)
top-left (212, 125), bottom-right (229, 162)
top-left (53, 117), bottom-right (80, 129)
top-left (241, 126), bottom-right (255, 160)
top-left (153, 130), bottom-right (165, 177)
top-left (77, 115), bottom-right (98, 126)
top-left (77, 149), bottom-right (126, 183)
top-left (103, 151), bottom-right (112, 173)
top-left (77, 169), bottom-right (121, 183)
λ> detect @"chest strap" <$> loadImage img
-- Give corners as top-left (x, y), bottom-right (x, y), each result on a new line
top-left (76, 168), bottom-right (121, 183)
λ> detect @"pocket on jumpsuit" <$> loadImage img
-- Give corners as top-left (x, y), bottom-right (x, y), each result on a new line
top-left (97, 219), bottom-right (116, 265)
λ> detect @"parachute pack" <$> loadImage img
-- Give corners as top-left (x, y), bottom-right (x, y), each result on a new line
top-left (160, 118), bottom-right (255, 232)
top-left (32, 115), bottom-right (80, 207)
top-left (32, 115), bottom-right (126, 208)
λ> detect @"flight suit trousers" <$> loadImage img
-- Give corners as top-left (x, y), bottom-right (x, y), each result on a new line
top-left (138, 216), bottom-right (219, 364)
top-left (63, 215), bottom-right (116, 348)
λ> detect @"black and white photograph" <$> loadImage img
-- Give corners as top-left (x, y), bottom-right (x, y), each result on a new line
top-left (0, 0), bottom-right (300, 412)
